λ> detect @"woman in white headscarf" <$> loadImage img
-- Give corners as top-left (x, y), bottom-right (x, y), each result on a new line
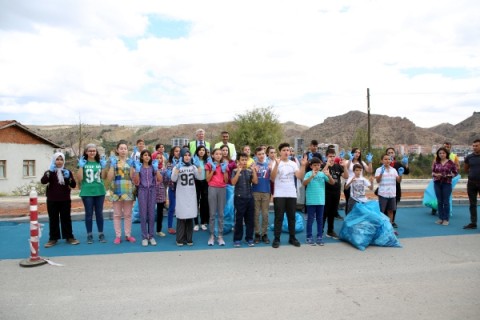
top-left (40, 152), bottom-right (78, 248)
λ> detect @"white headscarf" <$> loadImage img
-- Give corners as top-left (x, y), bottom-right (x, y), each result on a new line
top-left (52, 152), bottom-right (65, 185)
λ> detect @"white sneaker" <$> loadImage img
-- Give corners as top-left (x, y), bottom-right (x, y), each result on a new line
top-left (208, 235), bottom-right (214, 246)
top-left (218, 237), bottom-right (225, 246)
top-left (156, 232), bottom-right (166, 237)
top-left (141, 239), bottom-right (148, 247)
top-left (193, 225), bottom-right (199, 231)
top-left (201, 224), bottom-right (208, 231)
top-left (149, 238), bottom-right (157, 246)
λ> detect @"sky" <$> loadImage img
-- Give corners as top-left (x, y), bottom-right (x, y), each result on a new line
top-left (0, 0), bottom-right (479, 129)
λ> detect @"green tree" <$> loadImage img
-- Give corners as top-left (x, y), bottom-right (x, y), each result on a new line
top-left (230, 107), bottom-right (283, 151)
top-left (350, 128), bottom-right (369, 152)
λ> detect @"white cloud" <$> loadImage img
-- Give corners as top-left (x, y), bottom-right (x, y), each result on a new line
top-left (0, 0), bottom-right (479, 128)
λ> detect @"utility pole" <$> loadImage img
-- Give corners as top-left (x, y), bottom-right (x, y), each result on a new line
top-left (367, 88), bottom-right (371, 152)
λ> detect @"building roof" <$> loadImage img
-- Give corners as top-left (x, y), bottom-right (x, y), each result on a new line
top-left (0, 120), bottom-right (62, 148)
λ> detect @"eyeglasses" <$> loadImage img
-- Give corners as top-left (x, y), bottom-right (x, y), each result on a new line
top-left (87, 150), bottom-right (97, 152)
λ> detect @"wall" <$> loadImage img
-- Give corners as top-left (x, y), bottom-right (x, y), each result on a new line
top-left (0, 143), bottom-right (55, 194)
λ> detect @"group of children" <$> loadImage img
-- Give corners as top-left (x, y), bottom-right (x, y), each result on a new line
top-left (41, 137), bottom-right (409, 250)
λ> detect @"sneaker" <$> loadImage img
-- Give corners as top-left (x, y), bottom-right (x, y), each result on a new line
top-left (288, 238), bottom-right (301, 247)
top-left (141, 239), bottom-right (148, 247)
top-left (442, 220), bottom-right (450, 226)
top-left (218, 237), bottom-right (225, 246)
top-left (44, 240), bottom-right (57, 248)
top-left (306, 238), bottom-right (315, 246)
top-left (435, 219), bottom-right (443, 225)
top-left (316, 238), bottom-right (324, 246)
top-left (262, 234), bottom-right (270, 244)
top-left (272, 238), bottom-right (280, 248)
top-left (99, 233), bottom-right (107, 243)
top-left (233, 241), bottom-right (241, 247)
top-left (125, 236), bottom-right (136, 243)
top-left (247, 240), bottom-right (255, 247)
top-left (254, 233), bottom-right (261, 244)
top-left (326, 231), bottom-right (339, 239)
top-left (187, 242), bottom-right (193, 246)
top-left (201, 224), bottom-right (208, 231)
top-left (67, 238), bottom-right (80, 245)
top-left (392, 222), bottom-right (398, 228)
top-left (193, 225), bottom-right (200, 231)
top-left (156, 232), bottom-right (166, 237)
top-left (113, 237), bottom-right (121, 245)
top-left (168, 228), bottom-right (176, 234)
top-left (176, 242), bottom-right (184, 247)
top-left (463, 223), bottom-right (477, 229)
top-left (208, 235), bottom-right (214, 246)
top-left (334, 214), bottom-right (344, 221)
top-left (87, 234), bottom-right (94, 244)
top-left (149, 238), bottom-right (157, 246)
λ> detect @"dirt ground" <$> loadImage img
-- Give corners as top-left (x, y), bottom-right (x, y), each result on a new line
top-left (0, 190), bottom-right (468, 218)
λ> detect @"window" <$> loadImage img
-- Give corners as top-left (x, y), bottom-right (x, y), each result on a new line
top-left (23, 160), bottom-right (36, 177)
top-left (0, 160), bottom-right (5, 178)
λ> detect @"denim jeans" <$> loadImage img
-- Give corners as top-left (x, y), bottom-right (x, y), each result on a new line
top-left (434, 181), bottom-right (452, 221)
top-left (233, 196), bottom-right (254, 242)
top-left (467, 180), bottom-right (480, 224)
top-left (82, 195), bottom-right (105, 233)
top-left (306, 205), bottom-right (324, 239)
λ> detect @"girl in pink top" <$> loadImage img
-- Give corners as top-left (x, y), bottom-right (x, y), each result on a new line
top-left (205, 148), bottom-right (229, 246)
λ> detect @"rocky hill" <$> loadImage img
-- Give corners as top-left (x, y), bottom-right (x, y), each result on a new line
top-left (303, 111), bottom-right (444, 147)
top-left (429, 111), bottom-right (480, 143)
top-left (28, 111), bottom-right (479, 152)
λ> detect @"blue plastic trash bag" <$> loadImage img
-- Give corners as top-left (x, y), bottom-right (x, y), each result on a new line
top-left (268, 212), bottom-right (305, 233)
top-left (132, 199), bottom-right (140, 223)
top-left (339, 201), bottom-right (401, 251)
top-left (214, 184), bottom-right (234, 236)
top-left (423, 175), bottom-right (460, 215)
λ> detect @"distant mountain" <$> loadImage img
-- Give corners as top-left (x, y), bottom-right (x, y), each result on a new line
top-left (27, 111), bottom-right (479, 152)
top-left (429, 111), bottom-right (480, 144)
top-left (302, 110), bottom-right (478, 148)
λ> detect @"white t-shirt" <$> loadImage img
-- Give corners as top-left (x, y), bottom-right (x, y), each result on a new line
top-left (375, 166), bottom-right (398, 198)
top-left (346, 176), bottom-right (371, 203)
top-left (272, 160), bottom-right (298, 198)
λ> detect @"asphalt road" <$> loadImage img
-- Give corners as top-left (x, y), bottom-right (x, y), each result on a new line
top-left (1, 234), bottom-right (479, 320)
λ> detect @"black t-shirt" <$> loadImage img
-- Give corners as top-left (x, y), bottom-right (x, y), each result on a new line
top-left (305, 151), bottom-right (322, 173)
top-left (465, 153), bottom-right (480, 181)
top-left (321, 163), bottom-right (344, 191)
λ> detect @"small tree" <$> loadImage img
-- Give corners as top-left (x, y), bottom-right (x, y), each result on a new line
top-left (230, 107), bottom-right (283, 151)
top-left (350, 128), bottom-right (369, 152)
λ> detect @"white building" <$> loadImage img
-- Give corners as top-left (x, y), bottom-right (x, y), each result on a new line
top-left (0, 120), bottom-right (61, 194)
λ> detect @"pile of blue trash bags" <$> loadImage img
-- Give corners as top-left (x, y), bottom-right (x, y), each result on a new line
top-left (339, 201), bottom-right (401, 251)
